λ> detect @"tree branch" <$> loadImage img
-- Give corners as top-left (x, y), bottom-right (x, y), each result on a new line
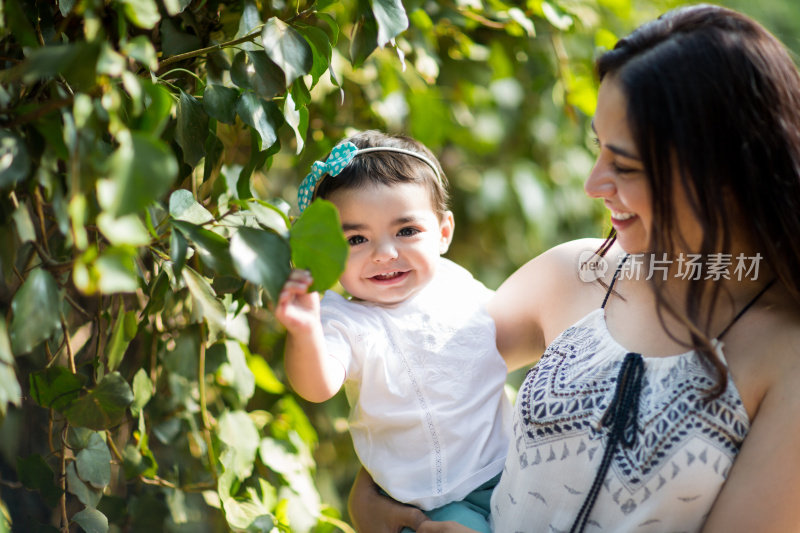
top-left (158, 30), bottom-right (263, 71)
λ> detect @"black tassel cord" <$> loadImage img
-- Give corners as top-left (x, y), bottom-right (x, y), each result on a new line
top-left (569, 351), bottom-right (645, 533)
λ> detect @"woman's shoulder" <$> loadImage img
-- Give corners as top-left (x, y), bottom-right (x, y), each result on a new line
top-left (506, 238), bottom-right (623, 289)
top-left (727, 285), bottom-right (800, 416)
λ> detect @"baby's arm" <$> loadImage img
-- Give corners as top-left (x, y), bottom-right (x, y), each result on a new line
top-left (275, 270), bottom-right (345, 402)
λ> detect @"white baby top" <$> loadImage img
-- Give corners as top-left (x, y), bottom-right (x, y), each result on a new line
top-left (320, 257), bottom-right (511, 511)
top-left (490, 308), bottom-right (750, 532)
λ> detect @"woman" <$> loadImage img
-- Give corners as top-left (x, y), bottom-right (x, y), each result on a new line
top-left (348, 4), bottom-right (800, 532)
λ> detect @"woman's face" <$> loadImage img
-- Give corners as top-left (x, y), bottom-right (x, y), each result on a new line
top-left (585, 76), bottom-right (704, 255)
top-left (585, 77), bottom-right (652, 253)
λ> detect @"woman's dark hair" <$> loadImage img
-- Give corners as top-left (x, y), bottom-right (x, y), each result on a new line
top-left (313, 130), bottom-right (449, 217)
top-left (596, 4), bottom-right (800, 394)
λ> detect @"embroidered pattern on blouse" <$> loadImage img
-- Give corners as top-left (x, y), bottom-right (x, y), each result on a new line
top-left (517, 320), bottom-right (749, 493)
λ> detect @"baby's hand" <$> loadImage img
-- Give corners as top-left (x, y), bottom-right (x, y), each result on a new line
top-left (275, 269), bottom-right (321, 333)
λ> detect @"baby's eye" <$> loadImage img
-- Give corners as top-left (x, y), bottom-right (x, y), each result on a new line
top-left (397, 227), bottom-right (420, 237)
top-left (348, 235), bottom-right (367, 246)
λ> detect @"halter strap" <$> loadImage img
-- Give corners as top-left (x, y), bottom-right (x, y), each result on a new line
top-left (601, 254), bottom-right (629, 309)
top-left (716, 277), bottom-right (776, 341)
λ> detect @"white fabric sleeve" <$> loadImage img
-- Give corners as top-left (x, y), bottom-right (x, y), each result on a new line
top-left (319, 292), bottom-right (355, 379)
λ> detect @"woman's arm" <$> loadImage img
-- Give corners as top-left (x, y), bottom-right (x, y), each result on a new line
top-left (489, 238), bottom-right (607, 371)
top-left (348, 467), bottom-right (429, 532)
top-left (701, 349), bottom-right (800, 532)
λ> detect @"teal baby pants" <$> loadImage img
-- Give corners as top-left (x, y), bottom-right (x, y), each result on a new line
top-left (400, 473), bottom-right (500, 533)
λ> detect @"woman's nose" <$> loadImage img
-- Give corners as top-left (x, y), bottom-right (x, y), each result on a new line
top-left (584, 158), bottom-right (617, 199)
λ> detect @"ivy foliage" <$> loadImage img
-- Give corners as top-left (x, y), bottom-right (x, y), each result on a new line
top-left (8, 0), bottom-right (794, 531)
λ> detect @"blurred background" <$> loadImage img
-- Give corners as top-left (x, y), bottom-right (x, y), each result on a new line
top-left (3, 0), bottom-right (800, 531)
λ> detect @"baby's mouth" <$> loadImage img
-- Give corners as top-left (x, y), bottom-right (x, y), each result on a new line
top-left (371, 271), bottom-right (404, 280)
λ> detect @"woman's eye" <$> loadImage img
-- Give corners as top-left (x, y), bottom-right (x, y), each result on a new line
top-left (612, 162), bottom-right (639, 175)
top-left (348, 235), bottom-right (366, 246)
top-left (398, 227), bottom-right (420, 237)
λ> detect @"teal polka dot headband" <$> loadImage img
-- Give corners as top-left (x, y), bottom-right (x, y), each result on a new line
top-left (297, 141), bottom-right (442, 213)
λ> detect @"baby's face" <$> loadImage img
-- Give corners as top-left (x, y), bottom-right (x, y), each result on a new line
top-left (327, 182), bottom-right (454, 306)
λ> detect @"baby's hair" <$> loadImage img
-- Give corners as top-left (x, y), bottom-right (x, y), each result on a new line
top-left (314, 130), bottom-right (450, 217)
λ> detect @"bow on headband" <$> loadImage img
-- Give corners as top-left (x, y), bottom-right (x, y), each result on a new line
top-left (296, 142), bottom-right (442, 213)
top-left (297, 142), bottom-right (359, 213)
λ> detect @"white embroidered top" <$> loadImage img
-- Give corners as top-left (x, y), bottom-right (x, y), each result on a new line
top-left (321, 258), bottom-right (511, 511)
top-left (490, 308), bottom-right (750, 532)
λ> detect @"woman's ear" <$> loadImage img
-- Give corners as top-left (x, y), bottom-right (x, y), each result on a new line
top-left (439, 210), bottom-right (455, 254)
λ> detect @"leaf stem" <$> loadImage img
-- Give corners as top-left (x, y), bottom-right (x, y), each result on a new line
top-left (61, 317), bottom-right (77, 374)
top-left (59, 422), bottom-right (69, 533)
top-left (197, 325), bottom-right (218, 481)
top-left (157, 67), bottom-right (207, 88)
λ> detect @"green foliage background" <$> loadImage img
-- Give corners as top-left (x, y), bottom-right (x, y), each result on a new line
top-left (0, 0), bottom-right (798, 531)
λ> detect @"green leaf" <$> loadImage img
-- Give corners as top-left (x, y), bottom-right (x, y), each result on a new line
top-left (0, 321), bottom-right (21, 415)
top-left (247, 354), bottom-right (285, 394)
top-left (75, 433), bottom-right (112, 489)
top-left (11, 202), bottom-right (35, 243)
top-left (169, 189), bottom-right (214, 225)
top-left (106, 307), bottom-right (138, 372)
top-left (203, 84), bottom-right (239, 125)
top-left (29, 366), bottom-right (85, 412)
top-left (372, 0), bottom-right (409, 47)
top-left (68, 427), bottom-right (94, 450)
top-left (11, 42), bottom-right (100, 90)
top-left (218, 340), bottom-right (255, 404)
top-left (350, 12), bottom-right (378, 68)
top-left (541, 2), bottom-right (572, 31)
top-left (237, 134), bottom-right (280, 200)
top-left (0, 130), bottom-right (31, 189)
top-left (64, 372), bottom-right (134, 430)
top-left (240, 199), bottom-right (290, 235)
top-left (261, 18), bottom-right (313, 87)
top-left (182, 267), bottom-right (227, 340)
top-left (131, 368), bottom-right (153, 417)
top-left (97, 42), bottom-right (126, 77)
top-left (283, 93), bottom-right (307, 155)
top-left (289, 200), bottom-right (348, 293)
top-left (171, 219), bottom-right (236, 276)
top-left (67, 462), bottom-right (103, 507)
top-left (72, 507), bottom-right (109, 533)
top-left (105, 130), bottom-right (179, 217)
top-left (234, 0), bottom-right (263, 50)
top-left (236, 93), bottom-right (283, 150)
top-left (120, 0), bottom-right (160, 29)
top-left (170, 229), bottom-right (188, 278)
top-left (4, 0), bottom-right (38, 48)
top-left (95, 247), bottom-right (139, 294)
top-left (10, 268), bottom-right (61, 355)
top-left (230, 227), bottom-right (291, 302)
top-left (16, 455), bottom-right (62, 508)
top-left (294, 23), bottom-right (332, 86)
top-left (176, 90), bottom-right (209, 167)
top-left (163, 0), bottom-right (192, 16)
top-left (122, 36), bottom-right (158, 71)
top-left (230, 51), bottom-right (285, 99)
top-left (135, 81), bottom-right (172, 135)
top-left (96, 213), bottom-right (151, 247)
top-left (58, 0), bottom-right (77, 15)
top-left (218, 411), bottom-right (259, 479)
